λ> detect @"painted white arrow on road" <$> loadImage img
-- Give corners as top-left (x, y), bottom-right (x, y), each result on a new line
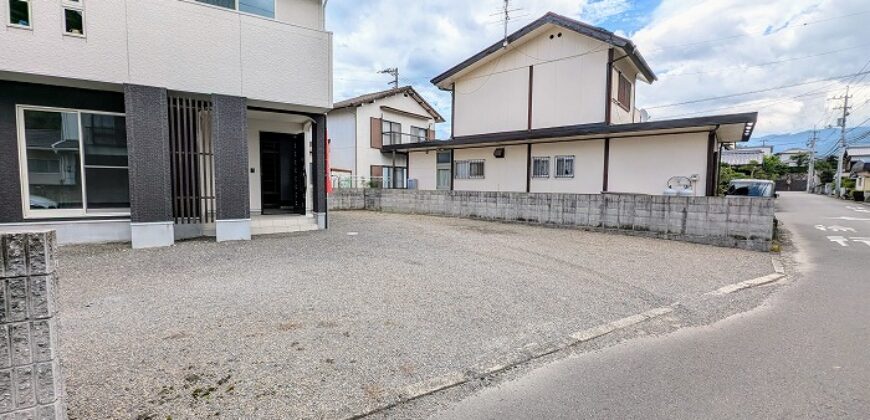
top-left (850, 237), bottom-right (870, 247)
top-left (828, 236), bottom-right (850, 247)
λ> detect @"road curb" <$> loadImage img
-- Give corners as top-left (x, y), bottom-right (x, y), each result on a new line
top-left (707, 273), bottom-right (786, 296)
top-left (346, 306), bottom-right (675, 419)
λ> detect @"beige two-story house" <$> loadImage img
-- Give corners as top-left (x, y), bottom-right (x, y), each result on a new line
top-left (328, 86), bottom-right (443, 189)
top-left (385, 12), bottom-right (757, 196)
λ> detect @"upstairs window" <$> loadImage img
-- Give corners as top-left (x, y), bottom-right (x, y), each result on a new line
top-left (381, 120), bottom-right (401, 146)
top-left (555, 155), bottom-right (575, 179)
top-left (411, 126), bottom-right (428, 143)
top-left (617, 73), bottom-right (632, 110)
top-left (532, 157), bottom-right (550, 178)
top-left (239, 0), bottom-right (275, 18)
top-left (9, 0), bottom-right (30, 27)
top-left (63, 1), bottom-right (85, 36)
top-left (196, 0), bottom-right (275, 19)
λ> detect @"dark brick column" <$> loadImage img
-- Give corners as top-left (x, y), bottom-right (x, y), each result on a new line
top-left (211, 94), bottom-right (251, 242)
top-left (124, 85), bottom-right (174, 248)
top-left (311, 113), bottom-right (328, 229)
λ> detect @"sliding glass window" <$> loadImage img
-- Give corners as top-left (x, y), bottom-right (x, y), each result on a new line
top-left (196, 0), bottom-right (275, 18)
top-left (18, 107), bottom-right (129, 218)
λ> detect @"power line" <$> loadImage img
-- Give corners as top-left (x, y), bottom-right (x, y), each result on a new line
top-left (647, 70), bottom-right (870, 110)
top-left (659, 44), bottom-right (870, 79)
top-left (644, 9), bottom-right (870, 53)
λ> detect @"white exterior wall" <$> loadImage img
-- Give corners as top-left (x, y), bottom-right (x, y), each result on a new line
top-left (453, 146), bottom-right (527, 192)
top-left (327, 108), bottom-right (356, 174)
top-left (530, 140), bottom-right (605, 194)
top-left (352, 94), bottom-right (436, 176)
top-left (247, 118), bottom-right (310, 214)
top-left (409, 151), bottom-right (438, 191)
top-left (0, 0), bottom-right (332, 109)
top-left (608, 133), bottom-right (710, 196)
top-left (610, 59), bottom-right (639, 124)
top-left (453, 26), bottom-right (609, 136)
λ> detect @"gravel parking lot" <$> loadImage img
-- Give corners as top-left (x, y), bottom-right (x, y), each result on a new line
top-left (57, 211), bottom-right (774, 419)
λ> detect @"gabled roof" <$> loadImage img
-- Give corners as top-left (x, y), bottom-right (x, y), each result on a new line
top-left (332, 86), bottom-right (445, 122)
top-left (431, 12), bottom-right (656, 89)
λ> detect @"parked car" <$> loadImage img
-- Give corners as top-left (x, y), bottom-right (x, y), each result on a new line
top-left (725, 179), bottom-right (777, 198)
top-left (30, 195), bottom-right (59, 209)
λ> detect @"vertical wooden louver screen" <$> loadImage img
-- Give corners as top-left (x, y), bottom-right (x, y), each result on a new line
top-left (168, 96), bottom-right (216, 225)
top-left (370, 117), bottom-right (383, 149)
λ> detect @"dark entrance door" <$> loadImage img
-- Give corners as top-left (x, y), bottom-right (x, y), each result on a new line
top-left (260, 132), bottom-right (306, 215)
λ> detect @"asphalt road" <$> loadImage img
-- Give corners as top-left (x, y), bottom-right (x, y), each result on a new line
top-left (433, 192), bottom-right (870, 419)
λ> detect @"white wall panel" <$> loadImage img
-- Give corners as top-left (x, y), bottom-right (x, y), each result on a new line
top-left (608, 133), bottom-right (710, 196)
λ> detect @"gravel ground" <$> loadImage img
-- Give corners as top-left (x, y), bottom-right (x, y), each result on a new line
top-left (57, 211), bottom-right (774, 419)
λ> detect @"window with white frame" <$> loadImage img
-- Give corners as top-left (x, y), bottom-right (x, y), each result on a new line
top-left (62, 0), bottom-right (85, 36)
top-left (454, 159), bottom-right (485, 180)
top-left (196, 0), bottom-right (276, 19)
top-left (532, 157), bottom-right (550, 178)
top-left (411, 126), bottom-right (428, 143)
top-left (18, 107), bottom-right (129, 217)
top-left (554, 155), bottom-right (575, 178)
top-left (8, 0), bottom-right (30, 27)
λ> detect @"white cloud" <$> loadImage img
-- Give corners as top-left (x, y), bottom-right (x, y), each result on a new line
top-left (327, 0), bottom-right (870, 138)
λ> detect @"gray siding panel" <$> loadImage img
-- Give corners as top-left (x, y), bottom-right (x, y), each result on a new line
top-left (124, 84), bottom-right (173, 224)
top-left (212, 94), bottom-right (250, 221)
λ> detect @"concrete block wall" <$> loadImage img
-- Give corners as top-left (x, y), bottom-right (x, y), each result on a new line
top-left (0, 232), bottom-right (65, 419)
top-left (330, 190), bottom-right (776, 251)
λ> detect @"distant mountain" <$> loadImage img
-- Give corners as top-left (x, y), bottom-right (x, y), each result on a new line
top-left (747, 127), bottom-right (870, 156)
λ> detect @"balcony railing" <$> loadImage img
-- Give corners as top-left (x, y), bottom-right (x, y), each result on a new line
top-left (382, 131), bottom-right (434, 146)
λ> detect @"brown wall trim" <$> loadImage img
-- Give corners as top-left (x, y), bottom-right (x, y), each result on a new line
top-left (528, 66), bottom-right (534, 130)
top-left (602, 138), bottom-right (611, 192)
top-left (705, 131), bottom-right (717, 196)
top-left (451, 83), bottom-right (456, 139)
top-left (526, 143), bottom-right (532, 193)
top-left (605, 48), bottom-right (614, 125)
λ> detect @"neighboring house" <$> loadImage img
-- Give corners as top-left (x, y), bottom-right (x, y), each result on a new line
top-left (0, 0), bottom-right (332, 248)
top-left (776, 148), bottom-right (811, 167)
top-left (721, 146), bottom-right (773, 167)
top-left (386, 13), bottom-right (757, 196)
top-left (328, 86), bottom-right (443, 189)
top-left (847, 146), bottom-right (870, 193)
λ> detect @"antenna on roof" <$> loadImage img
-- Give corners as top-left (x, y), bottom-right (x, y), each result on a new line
top-left (378, 68), bottom-right (399, 89)
top-left (495, 0), bottom-right (522, 48)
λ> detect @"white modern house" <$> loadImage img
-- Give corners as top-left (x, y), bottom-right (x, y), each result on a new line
top-left (0, 0), bottom-right (333, 247)
top-left (847, 146), bottom-right (870, 193)
top-left (776, 148), bottom-right (811, 167)
top-left (386, 13), bottom-right (757, 196)
top-left (328, 86), bottom-right (443, 189)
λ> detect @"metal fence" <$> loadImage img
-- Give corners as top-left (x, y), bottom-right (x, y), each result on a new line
top-left (331, 176), bottom-right (409, 190)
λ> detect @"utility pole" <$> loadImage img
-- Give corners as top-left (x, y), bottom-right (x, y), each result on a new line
top-left (833, 86), bottom-right (852, 197)
top-left (807, 126), bottom-right (817, 193)
top-left (379, 68), bottom-right (399, 89)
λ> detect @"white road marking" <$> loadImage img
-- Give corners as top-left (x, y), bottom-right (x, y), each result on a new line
top-left (828, 236), bottom-right (850, 247)
top-left (708, 273), bottom-right (787, 296)
top-left (850, 237), bottom-right (870, 247)
top-left (816, 225), bottom-right (857, 232)
top-left (830, 216), bottom-right (870, 221)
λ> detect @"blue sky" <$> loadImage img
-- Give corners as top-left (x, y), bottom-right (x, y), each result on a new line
top-left (326, 0), bottom-right (870, 141)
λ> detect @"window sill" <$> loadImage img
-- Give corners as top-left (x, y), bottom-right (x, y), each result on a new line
top-left (24, 211), bottom-right (131, 220)
top-left (6, 23), bottom-right (33, 31)
top-left (63, 32), bottom-right (86, 39)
